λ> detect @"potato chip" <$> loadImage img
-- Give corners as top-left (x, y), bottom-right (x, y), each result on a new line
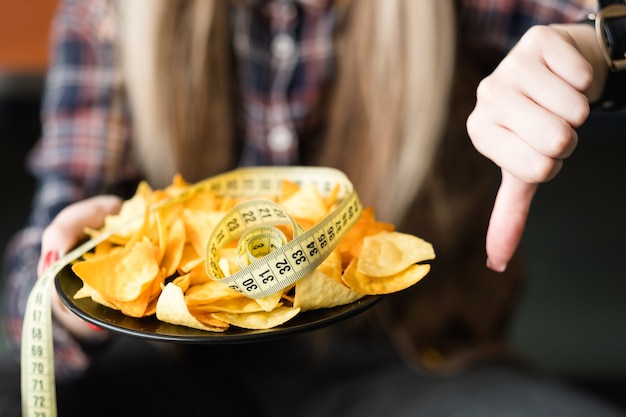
top-left (178, 243), bottom-right (202, 274)
top-left (99, 181), bottom-right (153, 243)
top-left (342, 258), bottom-right (430, 295)
top-left (190, 296), bottom-right (265, 314)
top-left (172, 273), bottom-right (191, 292)
top-left (155, 202), bottom-right (183, 233)
top-left (124, 206), bottom-right (156, 248)
top-left (104, 272), bottom-right (162, 318)
top-left (280, 183), bottom-right (327, 223)
top-left (73, 282), bottom-right (118, 310)
top-left (72, 238), bottom-right (160, 303)
top-left (316, 249), bottom-right (343, 285)
top-left (186, 262), bottom-right (213, 286)
top-left (294, 269), bottom-right (364, 311)
top-left (184, 279), bottom-right (242, 306)
top-left (338, 207), bottom-right (394, 267)
top-left (254, 290), bottom-right (284, 312)
top-left (324, 183), bottom-right (341, 210)
top-left (219, 196), bottom-right (244, 212)
top-left (163, 173), bottom-right (190, 196)
top-left (159, 218), bottom-right (186, 277)
top-left (183, 189), bottom-right (221, 211)
top-left (278, 180), bottom-right (301, 201)
top-left (188, 310), bottom-right (231, 329)
top-left (212, 306), bottom-right (300, 330)
top-left (72, 238), bottom-right (162, 317)
top-left (182, 209), bottom-right (225, 256)
top-left (216, 247), bottom-right (241, 277)
top-left (357, 231), bottom-right (435, 277)
top-left (143, 281), bottom-right (162, 317)
top-left (156, 283), bottom-right (228, 332)
top-left (93, 240), bottom-right (117, 257)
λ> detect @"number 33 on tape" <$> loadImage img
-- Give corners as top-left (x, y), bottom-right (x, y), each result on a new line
top-left (205, 191), bottom-right (361, 298)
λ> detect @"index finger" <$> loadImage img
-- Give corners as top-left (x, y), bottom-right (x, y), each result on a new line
top-left (38, 195), bottom-right (122, 275)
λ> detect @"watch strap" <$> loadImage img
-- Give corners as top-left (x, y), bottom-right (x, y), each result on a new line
top-left (599, 0), bottom-right (624, 7)
top-left (595, 3), bottom-right (626, 70)
top-left (585, 0), bottom-right (626, 109)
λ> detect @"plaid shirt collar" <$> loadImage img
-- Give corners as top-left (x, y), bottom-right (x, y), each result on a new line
top-left (231, 0), bottom-right (337, 166)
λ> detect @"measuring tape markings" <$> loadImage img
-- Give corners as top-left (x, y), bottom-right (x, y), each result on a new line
top-left (21, 267), bottom-right (56, 417)
top-left (21, 226), bottom-right (119, 417)
top-left (206, 192), bottom-right (361, 298)
top-left (21, 166), bottom-right (362, 417)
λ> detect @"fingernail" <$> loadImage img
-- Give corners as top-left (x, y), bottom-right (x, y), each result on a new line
top-left (86, 322), bottom-right (103, 331)
top-left (42, 251), bottom-right (59, 272)
top-left (486, 258), bottom-right (507, 273)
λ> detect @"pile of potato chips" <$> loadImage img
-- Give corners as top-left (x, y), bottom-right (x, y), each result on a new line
top-left (71, 174), bottom-right (435, 332)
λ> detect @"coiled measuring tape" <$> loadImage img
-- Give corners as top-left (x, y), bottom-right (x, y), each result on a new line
top-left (21, 166), bottom-right (362, 416)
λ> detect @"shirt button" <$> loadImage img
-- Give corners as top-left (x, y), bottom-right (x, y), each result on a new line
top-left (268, 125), bottom-right (294, 153)
top-left (271, 34), bottom-right (296, 61)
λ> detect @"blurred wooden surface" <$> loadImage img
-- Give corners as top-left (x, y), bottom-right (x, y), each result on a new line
top-left (0, 0), bottom-right (58, 72)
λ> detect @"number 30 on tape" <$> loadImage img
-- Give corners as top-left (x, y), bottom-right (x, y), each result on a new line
top-left (205, 191), bottom-right (361, 298)
top-left (20, 166), bottom-right (362, 416)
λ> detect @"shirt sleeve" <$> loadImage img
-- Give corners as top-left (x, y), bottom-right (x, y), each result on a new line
top-left (1, 0), bottom-right (139, 381)
top-left (459, 0), bottom-right (597, 71)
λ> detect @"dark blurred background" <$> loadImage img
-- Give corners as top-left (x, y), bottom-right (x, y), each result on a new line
top-left (0, 0), bottom-right (54, 295)
top-left (1, 0), bottom-right (626, 411)
top-left (513, 113), bottom-right (626, 406)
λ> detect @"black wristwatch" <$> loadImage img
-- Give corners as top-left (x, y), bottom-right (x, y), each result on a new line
top-left (594, 0), bottom-right (626, 70)
top-left (584, 0), bottom-right (626, 109)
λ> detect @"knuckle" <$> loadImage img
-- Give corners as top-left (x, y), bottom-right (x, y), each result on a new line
top-left (521, 25), bottom-right (552, 47)
top-left (546, 121), bottom-right (573, 156)
top-left (475, 76), bottom-right (496, 102)
top-left (570, 95), bottom-right (590, 126)
top-left (577, 66), bottom-right (594, 93)
top-left (465, 113), bottom-right (491, 156)
top-left (466, 111), bottom-right (480, 141)
top-left (502, 51), bottom-right (525, 72)
top-left (544, 120), bottom-right (578, 159)
top-left (526, 156), bottom-right (558, 183)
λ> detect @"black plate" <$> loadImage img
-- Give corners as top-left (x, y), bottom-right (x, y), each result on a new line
top-left (55, 264), bottom-right (382, 344)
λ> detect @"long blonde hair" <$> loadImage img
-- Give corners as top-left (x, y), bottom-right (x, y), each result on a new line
top-left (117, 0), bottom-right (456, 223)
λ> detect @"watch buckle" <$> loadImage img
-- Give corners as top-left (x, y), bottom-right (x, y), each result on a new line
top-left (595, 4), bottom-right (626, 70)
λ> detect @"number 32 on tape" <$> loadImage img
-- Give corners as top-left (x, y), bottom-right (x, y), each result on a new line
top-left (205, 191), bottom-right (361, 298)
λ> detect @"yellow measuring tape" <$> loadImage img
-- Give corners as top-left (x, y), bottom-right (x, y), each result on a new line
top-left (21, 258), bottom-right (57, 417)
top-left (21, 226), bottom-right (115, 417)
top-left (20, 166), bottom-right (362, 416)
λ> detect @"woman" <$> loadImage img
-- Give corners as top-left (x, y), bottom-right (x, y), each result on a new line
top-left (4, 0), bottom-right (623, 415)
